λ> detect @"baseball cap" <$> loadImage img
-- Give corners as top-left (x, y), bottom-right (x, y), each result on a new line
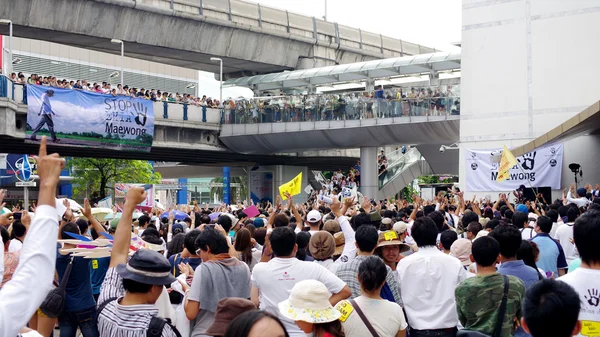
top-left (449, 238), bottom-right (472, 266)
top-left (307, 210), bottom-right (322, 223)
top-left (516, 204), bottom-right (529, 213)
top-left (393, 221), bottom-right (408, 234)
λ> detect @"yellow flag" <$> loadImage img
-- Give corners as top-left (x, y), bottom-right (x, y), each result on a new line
top-left (279, 172), bottom-right (302, 200)
top-left (497, 145), bottom-right (518, 182)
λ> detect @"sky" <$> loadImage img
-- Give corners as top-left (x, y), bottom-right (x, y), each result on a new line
top-left (198, 0), bottom-right (462, 98)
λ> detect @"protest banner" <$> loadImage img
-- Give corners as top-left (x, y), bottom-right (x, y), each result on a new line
top-left (279, 172), bottom-right (302, 200)
top-left (25, 85), bottom-right (154, 151)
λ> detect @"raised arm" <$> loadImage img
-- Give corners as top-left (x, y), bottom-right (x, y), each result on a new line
top-left (109, 187), bottom-right (146, 268)
top-left (82, 198), bottom-right (107, 238)
top-left (0, 137), bottom-right (63, 337)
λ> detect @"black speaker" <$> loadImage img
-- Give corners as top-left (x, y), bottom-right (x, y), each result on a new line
top-left (522, 186), bottom-right (551, 203)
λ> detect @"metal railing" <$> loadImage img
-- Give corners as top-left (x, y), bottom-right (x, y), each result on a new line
top-left (220, 86), bottom-right (460, 124)
top-left (378, 147), bottom-right (422, 189)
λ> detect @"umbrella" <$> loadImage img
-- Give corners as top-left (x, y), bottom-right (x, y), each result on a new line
top-left (160, 210), bottom-right (188, 221)
top-left (92, 208), bottom-right (113, 222)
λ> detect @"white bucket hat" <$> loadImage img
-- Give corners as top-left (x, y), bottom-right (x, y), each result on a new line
top-left (278, 280), bottom-right (341, 323)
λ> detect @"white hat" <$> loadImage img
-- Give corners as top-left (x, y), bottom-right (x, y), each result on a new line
top-left (393, 221), bottom-right (408, 234)
top-left (279, 280), bottom-right (341, 323)
top-left (307, 210), bottom-right (322, 223)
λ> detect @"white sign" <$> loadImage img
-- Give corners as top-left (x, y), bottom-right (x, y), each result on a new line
top-left (15, 181), bottom-right (36, 187)
top-left (97, 196), bottom-right (113, 209)
top-left (464, 144), bottom-right (563, 191)
top-left (304, 185), bottom-right (314, 195)
top-left (0, 154), bottom-right (7, 169)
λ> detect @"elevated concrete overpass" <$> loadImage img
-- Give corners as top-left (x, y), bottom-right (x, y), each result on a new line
top-left (0, 0), bottom-right (436, 79)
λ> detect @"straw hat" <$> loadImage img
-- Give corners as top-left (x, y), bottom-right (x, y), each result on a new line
top-left (309, 231), bottom-right (335, 260)
top-left (205, 298), bottom-right (257, 336)
top-left (377, 231), bottom-right (410, 253)
top-left (279, 280), bottom-right (341, 323)
top-left (333, 231), bottom-right (345, 256)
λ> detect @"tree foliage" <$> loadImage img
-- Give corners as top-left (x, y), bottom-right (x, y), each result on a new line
top-left (68, 158), bottom-right (162, 200)
top-left (209, 176), bottom-right (249, 204)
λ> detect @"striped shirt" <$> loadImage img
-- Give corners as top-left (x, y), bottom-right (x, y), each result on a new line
top-left (97, 268), bottom-right (177, 337)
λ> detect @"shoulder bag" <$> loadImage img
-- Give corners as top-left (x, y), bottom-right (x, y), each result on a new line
top-left (456, 275), bottom-right (510, 337)
top-left (40, 256), bottom-right (74, 318)
top-left (348, 299), bottom-right (380, 337)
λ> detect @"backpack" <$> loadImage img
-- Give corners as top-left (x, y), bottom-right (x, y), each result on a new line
top-left (97, 297), bottom-right (182, 337)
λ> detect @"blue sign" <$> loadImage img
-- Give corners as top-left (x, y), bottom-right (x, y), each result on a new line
top-left (25, 85), bottom-right (154, 152)
top-left (20, 155), bottom-right (32, 181)
top-left (223, 167), bottom-right (231, 205)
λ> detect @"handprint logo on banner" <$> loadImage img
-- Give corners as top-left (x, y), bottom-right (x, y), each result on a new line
top-left (518, 151), bottom-right (536, 170)
top-left (133, 102), bottom-right (148, 126)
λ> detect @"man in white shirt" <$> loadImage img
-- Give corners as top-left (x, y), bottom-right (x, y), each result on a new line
top-left (8, 219), bottom-right (28, 252)
top-left (0, 137), bottom-right (62, 337)
top-left (548, 209), bottom-right (563, 238)
top-left (554, 207), bottom-right (580, 264)
top-left (251, 226), bottom-right (351, 337)
top-left (566, 185), bottom-right (590, 208)
top-left (305, 209), bottom-right (322, 235)
top-left (397, 216), bottom-right (468, 337)
top-left (559, 209), bottom-right (600, 337)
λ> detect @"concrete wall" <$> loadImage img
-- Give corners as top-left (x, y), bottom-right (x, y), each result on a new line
top-left (459, 0), bottom-right (600, 197)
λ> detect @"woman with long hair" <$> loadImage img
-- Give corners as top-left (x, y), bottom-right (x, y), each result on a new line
top-left (517, 240), bottom-right (545, 280)
top-left (279, 280), bottom-right (345, 337)
top-left (166, 232), bottom-right (186, 258)
top-left (224, 310), bottom-right (289, 337)
top-left (336, 256), bottom-right (407, 337)
top-left (234, 228), bottom-right (258, 272)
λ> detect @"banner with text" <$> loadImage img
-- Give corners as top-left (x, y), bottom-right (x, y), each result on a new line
top-left (464, 144), bottom-right (563, 191)
top-left (25, 85), bottom-right (154, 151)
top-left (114, 183), bottom-right (155, 208)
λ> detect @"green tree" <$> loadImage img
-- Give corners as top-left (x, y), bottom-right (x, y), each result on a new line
top-left (68, 158), bottom-right (162, 199)
top-left (209, 176), bottom-right (249, 204)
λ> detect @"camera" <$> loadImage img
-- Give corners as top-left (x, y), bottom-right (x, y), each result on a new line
top-left (439, 145), bottom-right (446, 153)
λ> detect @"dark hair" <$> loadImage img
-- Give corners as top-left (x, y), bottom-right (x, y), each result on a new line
top-left (237, 211), bottom-right (247, 220)
top-left (122, 278), bottom-right (154, 293)
top-left (184, 230), bottom-right (201, 256)
top-left (557, 205), bottom-right (568, 218)
top-left (488, 224), bottom-right (522, 259)
top-left (483, 208), bottom-right (494, 219)
top-left (350, 212), bottom-right (371, 231)
top-left (138, 215), bottom-right (151, 228)
top-left (504, 209), bottom-right (514, 222)
top-left (423, 205), bottom-right (435, 216)
top-left (411, 217), bottom-right (438, 247)
top-left (166, 233), bottom-right (186, 258)
top-left (461, 212), bottom-right (479, 232)
top-left (60, 222), bottom-right (80, 239)
top-left (254, 227), bottom-right (267, 246)
top-left (358, 256), bottom-right (387, 292)
top-left (224, 310), bottom-right (289, 337)
top-left (199, 213), bottom-right (211, 225)
top-left (217, 215), bottom-right (233, 232)
top-left (195, 228), bottom-right (230, 255)
top-left (273, 214), bottom-right (290, 228)
top-left (12, 220), bottom-right (26, 237)
top-left (440, 230), bottom-right (458, 250)
top-left (270, 227), bottom-right (296, 257)
top-left (471, 236), bottom-right (500, 267)
top-left (467, 221), bottom-right (483, 236)
top-left (512, 212), bottom-right (528, 228)
top-left (295, 231), bottom-right (311, 261)
top-left (517, 240), bottom-right (543, 280)
top-left (573, 209), bottom-right (600, 265)
top-left (523, 279), bottom-right (580, 337)
top-left (428, 211), bottom-right (446, 232)
top-left (141, 226), bottom-right (163, 245)
top-left (546, 209), bottom-right (559, 223)
top-left (0, 226), bottom-right (9, 245)
top-left (314, 320), bottom-right (345, 337)
top-left (485, 219), bottom-right (500, 231)
top-left (566, 207), bottom-right (579, 223)
top-left (76, 218), bottom-right (89, 235)
top-left (355, 225), bottom-right (378, 252)
top-left (235, 228), bottom-right (253, 265)
top-left (535, 216), bottom-right (552, 234)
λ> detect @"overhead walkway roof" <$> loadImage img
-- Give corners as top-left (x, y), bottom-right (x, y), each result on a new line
top-left (223, 51), bottom-right (461, 91)
top-left (504, 101), bottom-right (600, 159)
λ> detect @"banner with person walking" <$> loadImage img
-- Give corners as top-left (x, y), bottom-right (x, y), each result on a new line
top-left (25, 85), bottom-right (154, 151)
top-left (464, 143), bottom-right (563, 191)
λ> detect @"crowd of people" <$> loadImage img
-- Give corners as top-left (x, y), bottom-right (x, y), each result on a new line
top-left (221, 85), bottom-right (460, 124)
top-left (0, 139), bottom-right (597, 337)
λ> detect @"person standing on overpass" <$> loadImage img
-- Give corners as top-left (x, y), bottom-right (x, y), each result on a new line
top-left (30, 89), bottom-right (59, 143)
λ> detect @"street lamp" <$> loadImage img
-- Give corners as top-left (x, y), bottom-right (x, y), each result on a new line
top-left (12, 57), bottom-right (21, 65)
top-left (210, 57), bottom-right (223, 107)
top-left (111, 39), bottom-right (124, 87)
top-left (186, 83), bottom-right (196, 96)
top-left (108, 71), bottom-right (119, 85)
top-left (0, 19), bottom-right (13, 76)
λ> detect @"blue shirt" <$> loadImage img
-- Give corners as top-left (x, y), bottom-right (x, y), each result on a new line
top-left (56, 252), bottom-right (96, 311)
top-left (168, 254), bottom-right (202, 277)
top-left (497, 260), bottom-right (540, 290)
top-left (90, 257), bottom-right (110, 295)
top-left (531, 233), bottom-right (568, 276)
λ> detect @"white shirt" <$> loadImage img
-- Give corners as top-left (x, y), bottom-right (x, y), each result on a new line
top-left (550, 221), bottom-right (563, 238)
top-left (335, 216), bottom-right (356, 265)
top-left (8, 239), bottom-right (23, 253)
top-left (0, 205), bottom-right (58, 337)
top-left (251, 257), bottom-right (346, 337)
top-left (520, 227), bottom-right (535, 240)
top-left (314, 259), bottom-right (338, 274)
top-left (336, 296), bottom-right (407, 337)
top-left (397, 246), bottom-right (468, 330)
top-left (554, 223), bottom-right (579, 264)
top-left (559, 268), bottom-right (600, 337)
top-left (566, 191), bottom-right (591, 208)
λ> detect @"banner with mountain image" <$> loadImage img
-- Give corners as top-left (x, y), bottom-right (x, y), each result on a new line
top-left (25, 85), bottom-right (154, 151)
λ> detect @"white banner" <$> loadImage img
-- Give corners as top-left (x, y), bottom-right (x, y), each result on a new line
top-left (465, 144), bottom-right (563, 191)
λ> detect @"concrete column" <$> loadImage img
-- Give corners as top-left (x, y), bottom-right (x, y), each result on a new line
top-left (360, 147), bottom-right (378, 200)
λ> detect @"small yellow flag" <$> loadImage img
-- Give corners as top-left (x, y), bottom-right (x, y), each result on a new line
top-left (497, 145), bottom-right (518, 182)
top-left (279, 172), bottom-right (303, 200)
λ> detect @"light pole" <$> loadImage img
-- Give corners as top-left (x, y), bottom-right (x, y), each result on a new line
top-left (111, 39), bottom-right (124, 87)
top-left (210, 57), bottom-right (223, 106)
top-left (0, 20), bottom-right (13, 76)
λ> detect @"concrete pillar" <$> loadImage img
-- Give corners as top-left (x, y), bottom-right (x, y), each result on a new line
top-left (360, 147), bottom-right (378, 200)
